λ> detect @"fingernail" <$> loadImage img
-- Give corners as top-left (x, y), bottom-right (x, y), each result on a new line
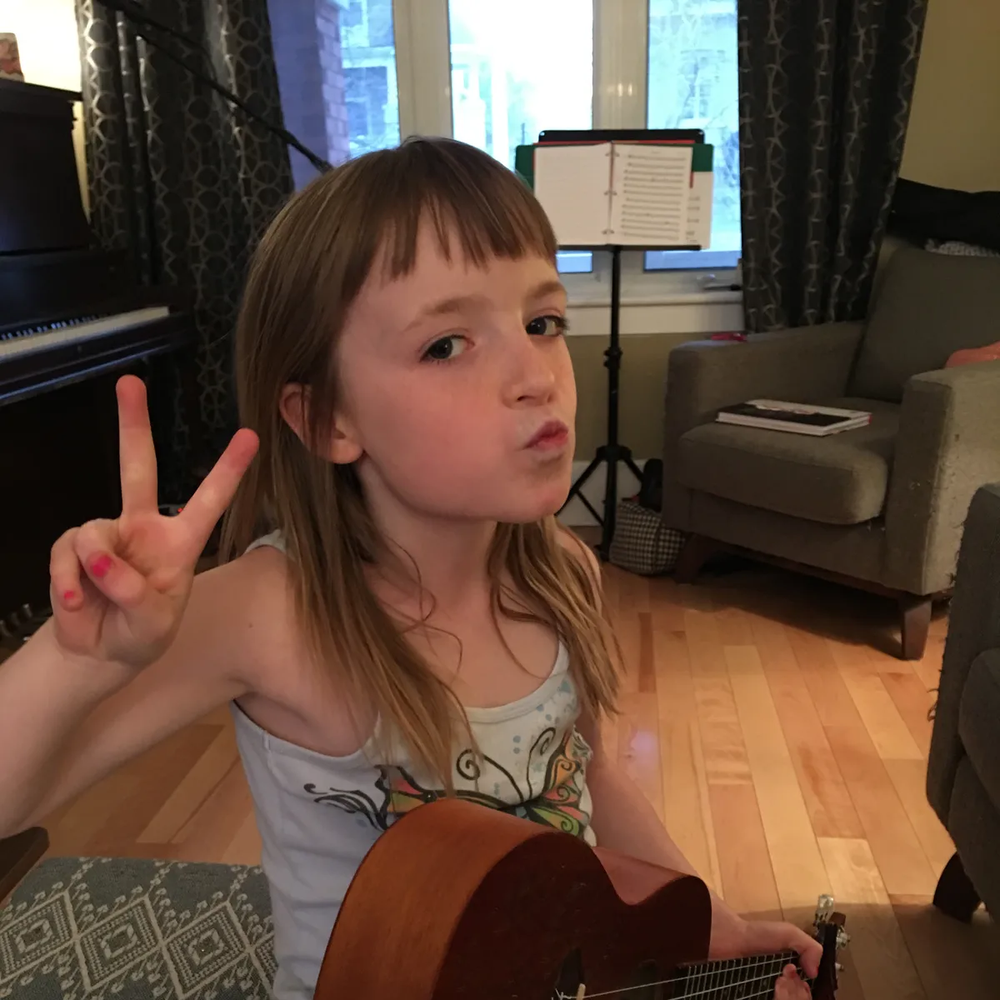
top-left (63, 590), bottom-right (77, 604)
top-left (90, 554), bottom-right (113, 578)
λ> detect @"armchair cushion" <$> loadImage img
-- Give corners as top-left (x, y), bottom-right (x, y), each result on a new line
top-left (849, 248), bottom-right (1000, 403)
top-left (959, 648), bottom-right (1000, 812)
top-left (675, 398), bottom-right (899, 525)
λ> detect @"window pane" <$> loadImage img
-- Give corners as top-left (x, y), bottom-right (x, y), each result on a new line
top-left (448, 0), bottom-right (593, 274)
top-left (340, 0), bottom-right (400, 157)
top-left (647, 0), bottom-right (740, 267)
top-left (448, 0), bottom-right (593, 169)
top-left (269, 0), bottom-right (400, 188)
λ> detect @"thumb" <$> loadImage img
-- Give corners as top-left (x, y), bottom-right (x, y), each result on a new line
top-left (73, 524), bottom-right (149, 611)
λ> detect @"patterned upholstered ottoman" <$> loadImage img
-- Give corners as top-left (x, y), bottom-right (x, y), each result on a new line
top-left (0, 857), bottom-right (275, 999)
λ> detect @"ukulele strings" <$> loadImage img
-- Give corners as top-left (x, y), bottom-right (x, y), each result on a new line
top-left (554, 957), bottom-right (807, 1000)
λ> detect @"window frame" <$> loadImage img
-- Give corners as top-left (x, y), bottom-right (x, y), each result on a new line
top-left (389, 0), bottom-right (740, 303)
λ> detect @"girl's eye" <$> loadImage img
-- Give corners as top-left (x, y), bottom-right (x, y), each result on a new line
top-left (422, 334), bottom-right (468, 363)
top-left (526, 314), bottom-right (568, 337)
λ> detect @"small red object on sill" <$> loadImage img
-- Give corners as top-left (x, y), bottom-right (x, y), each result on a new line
top-left (709, 331), bottom-right (747, 342)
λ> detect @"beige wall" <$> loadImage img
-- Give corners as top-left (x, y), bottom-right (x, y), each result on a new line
top-left (901, 0), bottom-right (1000, 191)
top-left (568, 331), bottom-right (712, 461)
top-left (3, 0), bottom-right (88, 210)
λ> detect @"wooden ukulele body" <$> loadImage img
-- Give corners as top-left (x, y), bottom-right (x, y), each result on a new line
top-left (314, 798), bottom-right (841, 999)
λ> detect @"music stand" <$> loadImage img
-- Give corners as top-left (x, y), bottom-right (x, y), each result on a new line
top-left (542, 129), bottom-right (705, 560)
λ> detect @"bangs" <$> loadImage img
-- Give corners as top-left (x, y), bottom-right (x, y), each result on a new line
top-left (356, 138), bottom-right (557, 284)
top-left (243, 137), bottom-right (560, 383)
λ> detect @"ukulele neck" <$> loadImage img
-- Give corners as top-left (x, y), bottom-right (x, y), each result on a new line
top-left (676, 949), bottom-right (803, 999)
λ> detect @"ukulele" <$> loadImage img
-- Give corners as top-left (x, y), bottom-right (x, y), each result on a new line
top-left (315, 797), bottom-right (848, 999)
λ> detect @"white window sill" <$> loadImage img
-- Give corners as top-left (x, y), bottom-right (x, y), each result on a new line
top-left (567, 288), bottom-right (742, 308)
top-left (566, 289), bottom-right (744, 337)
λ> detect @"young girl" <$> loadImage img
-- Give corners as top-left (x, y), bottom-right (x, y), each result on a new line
top-left (0, 138), bottom-right (816, 1000)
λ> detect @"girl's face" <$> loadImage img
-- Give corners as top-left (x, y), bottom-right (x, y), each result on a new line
top-left (332, 223), bottom-right (576, 525)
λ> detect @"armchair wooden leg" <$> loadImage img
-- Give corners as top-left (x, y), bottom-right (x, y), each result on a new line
top-left (674, 534), bottom-right (717, 585)
top-left (933, 852), bottom-right (981, 922)
top-left (899, 595), bottom-right (933, 660)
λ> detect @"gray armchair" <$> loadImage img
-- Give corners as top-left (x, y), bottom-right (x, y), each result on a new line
top-left (663, 247), bottom-right (1000, 658)
top-left (926, 482), bottom-right (1000, 920)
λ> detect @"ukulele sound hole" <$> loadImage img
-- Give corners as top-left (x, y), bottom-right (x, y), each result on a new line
top-left (552, 948), bottom-right (584, 999)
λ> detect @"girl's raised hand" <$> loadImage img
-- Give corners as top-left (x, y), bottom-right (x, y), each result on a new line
top-left (48, 375), bottom-right (259, 670)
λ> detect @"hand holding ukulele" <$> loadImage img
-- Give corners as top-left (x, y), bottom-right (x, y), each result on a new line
top-left (47, 375), bottom-right (258, 672)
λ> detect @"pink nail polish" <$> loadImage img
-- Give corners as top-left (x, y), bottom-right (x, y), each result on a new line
top-left (90, 555), bottom-right (113, 578)
top-left (63, 590), bottom-right (77, 604)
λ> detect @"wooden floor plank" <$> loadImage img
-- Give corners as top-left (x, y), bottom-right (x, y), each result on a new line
top-left (725, 645), bottom-right (830, 911)
top-left (790, 628), bottom-right (938, 897)
top-left (616, 691), bottom-right (664, 822)
top-left (139, 724), bottom-right (239, 844)
top-left (708, 782), bottom-right (780, 918)
top-left (822, 721), bottom-right (939, 897)
top-left (880, 671), bottom-right (935, 757)
top-left (881, 759), bottom-right (956, 879)
top-left (654, 629), bottom-right (718, 893)
top-left (818, 837), bottom-right (927, 1000)
top-left (760, 632), bottom-right (864, 839)
top-left (831, 644), bottom-right (924, 761)
top-left (171, 760), bottom-right (256, 863)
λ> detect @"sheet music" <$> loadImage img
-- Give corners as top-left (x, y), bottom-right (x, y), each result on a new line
top-left (533, 143), bottom-right (612, 246)
top-left (608, 144), bottom-right (692, 246)
top-left (683, 171), bottom-right (713, 248)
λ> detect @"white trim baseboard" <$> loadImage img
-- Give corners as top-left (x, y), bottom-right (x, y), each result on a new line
top-left (557, 459), bottom-right (648, 527)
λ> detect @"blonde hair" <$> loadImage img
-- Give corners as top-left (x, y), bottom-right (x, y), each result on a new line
top-left (222, 137), bottom-right (620, 786)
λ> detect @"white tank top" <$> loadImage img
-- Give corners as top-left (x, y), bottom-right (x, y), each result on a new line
top-left (232, 532), bottom-right (597, 999)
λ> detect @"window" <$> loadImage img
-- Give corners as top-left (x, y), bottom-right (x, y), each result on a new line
top-left (340, 0), bottom-right (399, 158)
top-left (448, 0), bottom-right (594, 273)
top-left (270, 0), bottom-right (742, 289)
top-left (646, 0), bottom-right (741, 271)
top-left (447, 0), bottom-right (592, 170)
top-left (269, 0), bottom-right (399, 187)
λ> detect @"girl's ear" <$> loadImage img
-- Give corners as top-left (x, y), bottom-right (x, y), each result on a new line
top-left (279, 383), bottom-right (364, 465)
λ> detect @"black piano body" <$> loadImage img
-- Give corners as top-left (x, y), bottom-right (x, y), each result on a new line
top-left (0, 77), bottom-right (195, 639)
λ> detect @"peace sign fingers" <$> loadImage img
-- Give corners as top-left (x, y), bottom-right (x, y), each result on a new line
top-left (174, 426), bottom-right (260, 563)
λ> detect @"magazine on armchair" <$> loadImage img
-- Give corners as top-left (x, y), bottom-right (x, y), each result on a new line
top-left (716, 400), bottom-right (872, 436)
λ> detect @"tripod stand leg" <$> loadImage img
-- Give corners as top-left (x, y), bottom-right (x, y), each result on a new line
top-left (625, 455), bottom-right (644, 482)
top-left (563, 454), bottom-right (604, 513)
top-left (599, 456), bottom-right (619, 560)
top-left (576, 492), bottom-right (603, 525)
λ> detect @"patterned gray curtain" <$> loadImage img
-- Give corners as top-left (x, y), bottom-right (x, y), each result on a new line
top-left (737, 1), bottom-right (928, 333)
top-left (76, 0), bottom-right (293, 497)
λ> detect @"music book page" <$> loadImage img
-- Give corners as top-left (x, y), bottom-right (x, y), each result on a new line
top-left (609, 144), bottom-right (692, 246)
top-left (533, 143), bottom-right (612, 246)
top-left (684, 171), bottom-right (712, 247)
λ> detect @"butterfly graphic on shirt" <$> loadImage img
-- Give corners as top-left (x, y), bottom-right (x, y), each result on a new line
top-left (303, 726), bottom-right (593, 839)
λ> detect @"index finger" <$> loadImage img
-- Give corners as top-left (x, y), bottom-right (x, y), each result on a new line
top-left (117, 375), bottom-right (159, 515)
top-left (177, 427), bottom-right (259, 553)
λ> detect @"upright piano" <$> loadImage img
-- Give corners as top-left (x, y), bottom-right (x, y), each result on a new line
top-left (0, 77), bottom-right (195, 887)
top-left (0, 77), bottom-right (195, 649)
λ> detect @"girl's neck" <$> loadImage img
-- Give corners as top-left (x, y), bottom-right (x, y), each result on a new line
top-left (369, 507), bottom-right (499, 612)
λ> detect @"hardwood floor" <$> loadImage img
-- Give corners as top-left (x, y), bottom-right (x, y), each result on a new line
top-left (25, 560), bottom-right (999, 998)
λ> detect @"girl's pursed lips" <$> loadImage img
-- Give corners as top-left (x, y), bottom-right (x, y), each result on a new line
top-left (525, 420), bottom-right (570, 450)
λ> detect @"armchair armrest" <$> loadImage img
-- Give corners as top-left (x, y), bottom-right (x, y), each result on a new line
top-left (661, 322), bottom-right (864, 530)
top-left (663, 322), bottom-right (864, 444)
top-left (926, 484), bottom-right (1000, 824)
top-left (885, 360), bottom-right (1000, 594)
